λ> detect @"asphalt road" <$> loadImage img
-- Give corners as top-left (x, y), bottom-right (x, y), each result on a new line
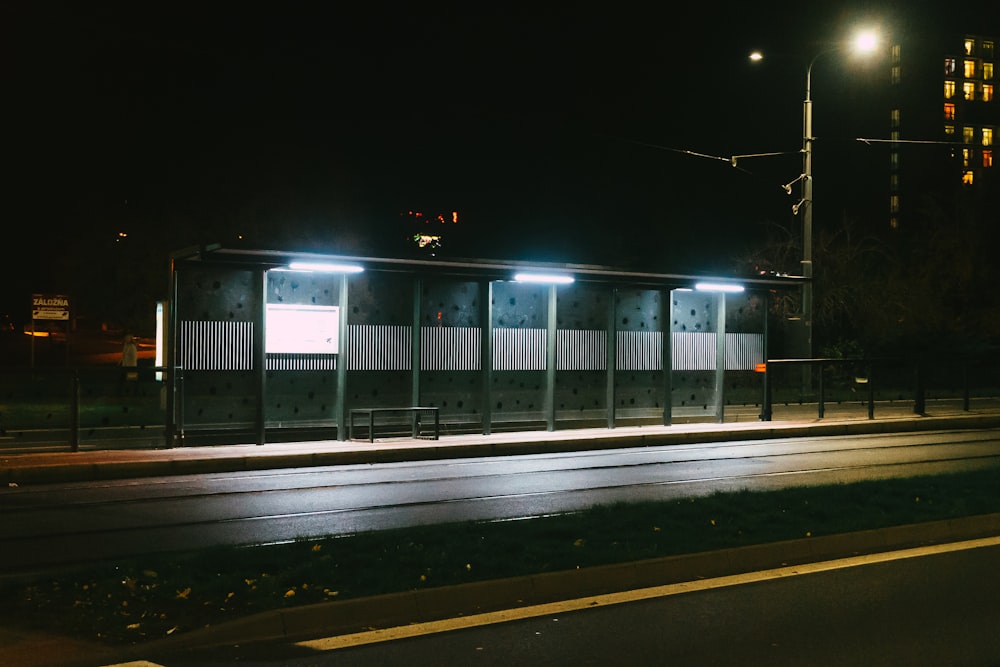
top-left (155, 539), bottom-right (1000, 666)
top-left (2, 428), bottom-right (999, 575)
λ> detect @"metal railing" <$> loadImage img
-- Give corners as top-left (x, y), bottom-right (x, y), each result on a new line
top-left (0, 366), bottom-right (184, 453)
top-left (761, 357), bottom-right (991, 421)
top-left (2, 357), bottom-right (997, 452)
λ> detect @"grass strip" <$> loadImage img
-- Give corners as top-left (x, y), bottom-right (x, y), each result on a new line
top-left (2, 467), bottom-right (998, 646)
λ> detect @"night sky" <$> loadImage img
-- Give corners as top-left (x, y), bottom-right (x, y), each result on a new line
top-left (3, 2), bottom-right (993, 326)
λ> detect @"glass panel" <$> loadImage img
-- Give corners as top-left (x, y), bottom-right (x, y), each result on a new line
top-left (491, 281), bottom-right (548, 425)
top-left (555, 284), bottom-right (609, 425)
top-left (670, 289), bottom-right (719, 422)
top-left (616, 289), bottom-right (666, 423)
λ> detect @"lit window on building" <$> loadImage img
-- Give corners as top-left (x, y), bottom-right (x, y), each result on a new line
top-left (890, 173), bottom-right (900, 189)
top-left (984, 84), bottom-right (994, 101)
top-left (891, 44), bottom-right (901, 63)
top-left (890, 216), bottom-right (899, 230)
top-left (964, 59), bottom-right (976, 78)
top-left (945, 124), bottom-right (955, 135)
top-left (945, 58), bottom-right (956, 75)
top-left (963, 148), bottom-right (972, 167)
top-left (985, 63), bottom-right (994, 80)
top-left (984, 149), bottom-right (994, 168)
top-left (962, 170), bottom-right (974, 185)
top-left (964, 126), bottom-right (975, 143)
top-left (984, 128), bottom-right (994, 146)
top-left (964, 82), bottom-right (976, 100)
top-left (891, 152), bottom-right (900, 168)
top-left (944, 80), bottom-right (956, 98)
top-left (891, 65), bottom-right (901, 84)
top-left (891, 108), bottom-right (900, 127)
top-left (890, 195), bottom-right (900, 213)
top-left (945, 102), bottom-right (956, 119)
top-left (984, 41), bottom-right (994, 57)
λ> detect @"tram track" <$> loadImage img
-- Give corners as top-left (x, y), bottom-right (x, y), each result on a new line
top-left (2, 430), bottom-right (999, 574)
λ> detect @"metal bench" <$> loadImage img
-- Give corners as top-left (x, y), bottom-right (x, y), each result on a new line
top-left (349, 407), bottom-right (440, 442)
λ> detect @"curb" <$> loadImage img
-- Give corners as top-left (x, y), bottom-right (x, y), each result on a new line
top-left (4, 414), bottom-right (1000, 486)
top-left (136, 512), bottom-right (1000, 658)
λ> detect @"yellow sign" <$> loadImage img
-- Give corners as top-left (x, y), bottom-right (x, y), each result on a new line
top-left (32, 294), bottom-right (70, 321)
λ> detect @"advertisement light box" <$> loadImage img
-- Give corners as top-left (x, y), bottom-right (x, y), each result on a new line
top-left (265, 304), bottom-right (339, 354)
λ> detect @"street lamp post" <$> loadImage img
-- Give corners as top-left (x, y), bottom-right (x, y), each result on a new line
top-left (754, 31), bottom-right (878, 395)
top-left (801, 52), bottom-right (819, 391)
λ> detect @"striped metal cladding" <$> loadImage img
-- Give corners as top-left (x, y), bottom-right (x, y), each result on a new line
top-left (178, 320), bottom-right (254, 371)
top-left (617, 330), bottom-right (663, 371)
top-left (266, 353), bottom-right (337, 371)
top-left (725, 332), bottom-right (765, 371)
top-left (421, 326), bottom-right (482, 371)
top-left (672, 331), bottom-right (713, 371)
top-left (557, 329), bottom-right (607, 371)
top-left (177, 322), bottom-right (762, 373)
top-left (347, 324), bottom-right (412, 371)
top-left (492, 328), bottom-right (547, 371)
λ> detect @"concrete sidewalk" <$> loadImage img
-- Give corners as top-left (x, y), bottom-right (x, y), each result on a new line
top-left (4, 399), bottom-right (1000, 486)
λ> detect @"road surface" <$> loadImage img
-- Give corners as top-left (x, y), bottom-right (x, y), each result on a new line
top-left (2, 428), bottom-right (999, 574)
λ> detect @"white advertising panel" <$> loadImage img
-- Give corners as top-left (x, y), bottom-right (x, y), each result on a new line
top-left (265, 304), bottom-right (339, 354)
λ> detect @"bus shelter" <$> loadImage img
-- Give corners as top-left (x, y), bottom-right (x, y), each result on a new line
top-left (164, 246), bottom-right (801, 445)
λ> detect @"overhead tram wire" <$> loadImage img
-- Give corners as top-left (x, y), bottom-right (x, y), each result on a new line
top-left (855, 137), bottom-right (965, 146)
top-left (601, 134), bottom-right (805, 196)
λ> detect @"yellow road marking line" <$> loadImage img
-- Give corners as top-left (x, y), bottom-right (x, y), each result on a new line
top-left (297, 535), bottom-right (1000, 651)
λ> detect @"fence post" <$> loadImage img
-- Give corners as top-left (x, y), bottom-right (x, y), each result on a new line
top-left (817, 362), bottom-right (825, 419)
top-left (963, 362), bottom-right (970, 412)
top-left (70, 370), bottom-right (80, 452)
top-left (867, 362), bottom-right (875, 419)
top-left (176, 368), bottom-right (185, 446)
top-left (762, 361), bottom-right (772, 421)
top-left (913, 361), bottom-right (926, 415)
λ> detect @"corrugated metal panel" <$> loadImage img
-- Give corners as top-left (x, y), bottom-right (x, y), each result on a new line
top-left (557, 329), bottom-right (606, 371)
top-left (266, 353), bottom-right (337, 371)
top-left (493, 328), bottom-right (547, 371)
top-left (726, 332), bottom-right (764, 371)
top-left (421, 326), bottom-right (482, 371)
top-left (347, 325), bottom-right (412, 371)
top-left (617, 330), bottom-right (663, 371)
top-left (671, 331), bottom-right (716, 371)
top-left (669, 332), bottom-right (763, 371)
top-left (178, 320), bottom-right (254, 371)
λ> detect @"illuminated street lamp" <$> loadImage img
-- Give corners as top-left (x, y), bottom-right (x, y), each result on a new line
top-left (751, 29), bottom-right (879, 391)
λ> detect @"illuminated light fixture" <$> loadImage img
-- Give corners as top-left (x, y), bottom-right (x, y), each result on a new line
top-left (513, 272), bottom-right (575, 285)
top-left (695, 282), bottom-right (745, 293)
top-left (852, 29), bottom-right (879, 55)
top-left (286, 262), bottom-right (364, 273)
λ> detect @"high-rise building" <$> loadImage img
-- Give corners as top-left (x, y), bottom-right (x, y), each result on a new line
top-left (886, 31), bottom-right (998, 233)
